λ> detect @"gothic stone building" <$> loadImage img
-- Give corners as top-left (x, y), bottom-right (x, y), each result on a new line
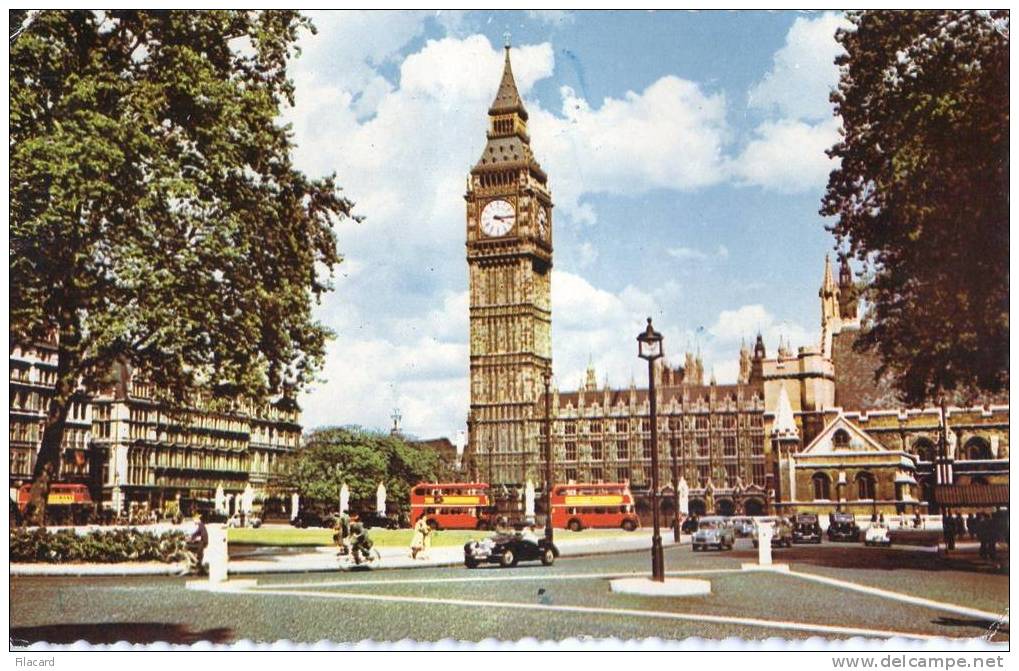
top-left (10, 340), bottom-right (301, 518)
top-left (462, 47), bottom-right (1008, 517)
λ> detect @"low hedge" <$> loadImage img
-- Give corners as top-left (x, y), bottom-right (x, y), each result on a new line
top-left (10, 527), bottom-right (189, 563)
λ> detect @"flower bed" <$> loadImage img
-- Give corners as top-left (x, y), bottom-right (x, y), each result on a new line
top-left (10, 527), bottom-right (188, 563)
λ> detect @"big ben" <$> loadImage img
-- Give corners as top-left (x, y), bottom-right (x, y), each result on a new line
top-left (465, 42), bottom-right (552, 486)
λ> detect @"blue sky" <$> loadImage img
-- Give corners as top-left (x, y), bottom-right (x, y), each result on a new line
top-left (285, 10), bottom-right (851, 439)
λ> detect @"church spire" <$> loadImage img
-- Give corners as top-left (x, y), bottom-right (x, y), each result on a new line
top-left (489, 41), bottom-right (528, 121)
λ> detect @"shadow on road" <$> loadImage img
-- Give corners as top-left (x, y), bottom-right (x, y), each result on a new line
top-left (10, 622), bottom-right (234, 645)
top-left (725, 544), bottom-right (1009, 575)
top-left (931, 616), bottom-right (1008, 638)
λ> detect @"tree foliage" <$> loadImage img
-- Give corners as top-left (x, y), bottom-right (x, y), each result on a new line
top-left (278, 427), bottom-right (454, 514)
top-left (821, 10), bottom-right (1009, 404)
top-left (10, 10), bottom-right (356, 524)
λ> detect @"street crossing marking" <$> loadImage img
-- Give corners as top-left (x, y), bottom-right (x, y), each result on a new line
top-left (257, 568), bottom-right (742, 591)
top-left (241, 585), bottom-right (947, 641)
top-left (786, 569), bottom-right (1009, 624)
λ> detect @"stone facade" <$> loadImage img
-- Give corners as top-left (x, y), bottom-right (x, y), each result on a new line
top-left (9, 344), bottom-right (301, 518)
top-left (464, 45), bottom-right (553, 485)
top-left (458, 52), bottom-right (1009, 518)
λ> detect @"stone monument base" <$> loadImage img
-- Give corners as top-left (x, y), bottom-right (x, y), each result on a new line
top-left (609, 577), bottom-right (711, 597)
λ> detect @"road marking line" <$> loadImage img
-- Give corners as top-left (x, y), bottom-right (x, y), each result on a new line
top-left (243, 586), bottom-right (946, 641)
top-left (257, 568), bottom-right (743, 591)
top-left (787, 569), bottom-right (1009, 624)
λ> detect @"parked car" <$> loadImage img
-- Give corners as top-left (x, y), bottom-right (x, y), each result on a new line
top-left (227, 512), bottom-right (262, 529)
top-left (680, 515), bottom-right (700, 534)
top-left (464, 531), bottom-right (558, 568)
top-left (752, 516), bottom-right (793, 548)
top-left (692, 516), bottom-right (735, 551)
top-left (792, 513), bottom-right (823, 544)
top-left (864, 522), bottom-right (892, 546)
top-left (359, 512), bottom-right (401, 530)
top-left (731, 516), bottom-right (756, 538)
top-left (290, 508), bottom-right (336, 529)
top-left (827, 512), bottom-right (860, 542)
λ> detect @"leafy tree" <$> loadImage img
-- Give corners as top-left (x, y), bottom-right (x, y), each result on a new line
top-left (10, 10), bottom-right (357, 524)
top-left (280, 427), bottom-right (449, 515)
top-left (821, 10), bottom-right (1008, 404)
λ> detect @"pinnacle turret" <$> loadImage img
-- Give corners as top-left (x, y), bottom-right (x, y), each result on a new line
top-left (489, 44), bottom-right (528, 120)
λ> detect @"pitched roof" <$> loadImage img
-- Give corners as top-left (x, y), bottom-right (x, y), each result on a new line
top-left (801, 413), bottom-right (887, 455)
top-left (489, 47), bottom-right (528, 120)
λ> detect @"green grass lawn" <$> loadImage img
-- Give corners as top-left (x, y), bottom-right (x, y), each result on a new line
top-left (228, 526), bottom-right (643, 547)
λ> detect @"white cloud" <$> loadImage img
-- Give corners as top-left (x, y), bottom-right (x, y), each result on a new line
top-left (666, 244), bottom-right (729, 262)
top-left (747, 12), bottom-right (851, 121)
top-left (527, 10), bottom-right (575, 26)
top-left (732, 117), bottom-right (841, 193)
top-left (733, 12), bottom-right (849, 194)
top-left (529, 77), bottom-right (730, 225)
top-left (710, 304), bottom-right (815, 355)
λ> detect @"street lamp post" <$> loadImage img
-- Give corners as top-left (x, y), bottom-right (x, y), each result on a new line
top-left (543, 370), bottom-right (554, 543)
top-left (637, 317), bottom-right (665, 582)
top-left (670, 428), bottom-right (681, 542)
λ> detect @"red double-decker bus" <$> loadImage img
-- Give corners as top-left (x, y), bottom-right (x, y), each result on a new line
top-left (410, 482), bottom-right (493, 530)
top-left (17, 483), bottom-right (95, 525)
top-left (551, 482), bottom-right (640, 532)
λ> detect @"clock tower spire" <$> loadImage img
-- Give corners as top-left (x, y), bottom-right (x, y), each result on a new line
top-left (465, 43), bottom-right (553, 487)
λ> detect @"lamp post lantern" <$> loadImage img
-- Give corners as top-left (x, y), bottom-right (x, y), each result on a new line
top-left (542, 370), bottom-right (554, 543)
top-left (637, 317), bottom-right (665, 582)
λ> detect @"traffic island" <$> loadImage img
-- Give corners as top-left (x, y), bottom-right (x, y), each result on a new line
top-left (609, 577), bottom-right (711, 597)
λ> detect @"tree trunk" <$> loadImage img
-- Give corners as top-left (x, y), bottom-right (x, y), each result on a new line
top-left (22, 348), bottom-right (77, 527)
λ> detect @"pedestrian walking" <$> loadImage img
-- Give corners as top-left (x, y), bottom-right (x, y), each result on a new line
top-left (977, 513), bottom-right (994, 559)
top-left (410, 514), bottom-right (432, 560)
top-left (954, 513), bottom-right (965, 543)
top-left (943, 511), bottom-right (956, 551)
top-left (967, 513), bottom-right (976, 539)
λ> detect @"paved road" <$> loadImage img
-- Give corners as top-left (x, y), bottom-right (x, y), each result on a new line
top-left (10, 539), bottom-right (1008, 645)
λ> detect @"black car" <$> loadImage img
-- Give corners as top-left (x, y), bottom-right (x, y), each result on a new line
top-left (359, 512), bottom-right (401, 530)
top-left (291, 508), bottom-right (336, 529)
top-left (827, 512), bottom-right (860, 542)
top-left (464, 532), bottom-right (559, 568)
top-left (791, 513), bottom-right (823, 543)
top-left (680, 516), bottom-right (700, 534)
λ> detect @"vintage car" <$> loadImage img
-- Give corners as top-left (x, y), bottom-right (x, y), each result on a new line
top-left (692, 516), bottom-right (735, 551)
top-left (290, 508), bottom-right (336, 529)
top-left (792, 513), bottom-right (823, 544)
top-left (359, 512), bottom-right (401, 530)
top-left (864, 522), bottom-right (892, 546)
top-left (730, 516), bottom-right (756, 538)
top-left (464, 531), bottom-right (559, 568)
top-left (752, 516), bottom-right (793, 548)
top-left (227, 512), bottom-right (262, 529)
top-left (827, 513), bottom-right (861, 542)
top-left (680, 516), bottom-right (700, 534)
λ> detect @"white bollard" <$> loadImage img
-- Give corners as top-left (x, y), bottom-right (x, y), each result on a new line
top-left (206, 523), bottom-right (228, 584)
top-left (757, 522), bottom-right (773, 566)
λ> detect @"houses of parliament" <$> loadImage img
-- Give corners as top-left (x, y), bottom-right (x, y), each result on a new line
top-left (463, 45), bottom-right (1009, 516)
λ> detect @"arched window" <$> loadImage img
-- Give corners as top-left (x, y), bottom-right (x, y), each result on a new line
top-left (812, 472), bottom-right (831, 500)
top-left (964, 437), bottom-right (993, 461)
top-left (913, 438), bottom-right (936, 463)
top-left (855, 472), bottom-right (876, 500)
top-left (832, 429), bottom-right (851, 450)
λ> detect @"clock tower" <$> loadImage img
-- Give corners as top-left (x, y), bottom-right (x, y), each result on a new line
top-left (465, 43), bottom-right (553, 486)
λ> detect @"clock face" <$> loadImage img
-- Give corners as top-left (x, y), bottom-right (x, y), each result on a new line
top-left (480, 199), bottom-right (515, 237)
top-left (537, 206), bottom-right (549, 239)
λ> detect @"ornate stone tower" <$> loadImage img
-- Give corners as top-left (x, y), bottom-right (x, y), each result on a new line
top-left (465, 43), bottom-right (553, 486)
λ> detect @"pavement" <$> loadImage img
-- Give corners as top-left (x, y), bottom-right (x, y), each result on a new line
top-left (10, 540), bottom-right (1009, 645)
top-left (9, 530), bottom-right (685, 576)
